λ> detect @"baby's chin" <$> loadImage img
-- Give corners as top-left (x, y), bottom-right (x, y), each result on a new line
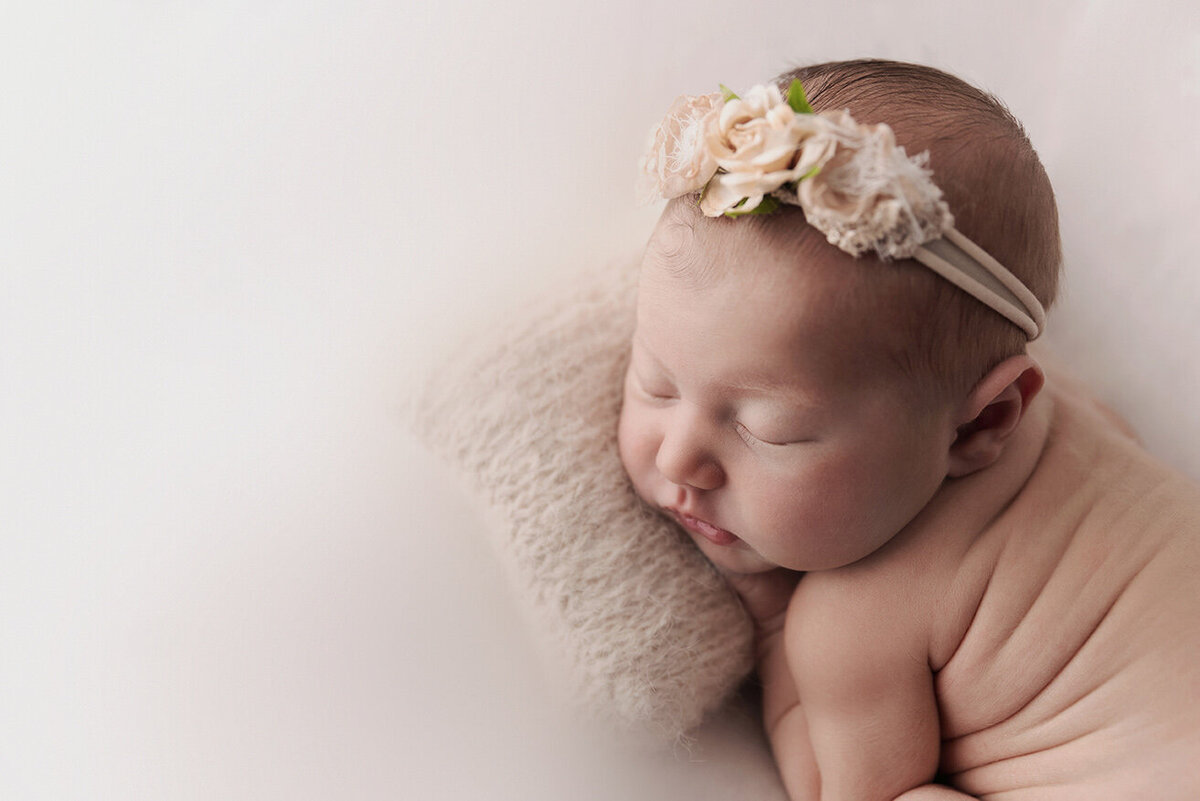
top-left (689, 533), bottom-right (783, 575)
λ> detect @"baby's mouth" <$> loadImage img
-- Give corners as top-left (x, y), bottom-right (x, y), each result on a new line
top-left (668, 509), bottom-right (740, 547)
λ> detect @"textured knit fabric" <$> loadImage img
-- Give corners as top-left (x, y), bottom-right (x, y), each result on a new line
top-left (409, 257), bottom-right (754, 743)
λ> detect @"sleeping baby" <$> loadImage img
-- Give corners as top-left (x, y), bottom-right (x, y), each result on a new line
top-left (619, 59), bottom-right (1200, 800)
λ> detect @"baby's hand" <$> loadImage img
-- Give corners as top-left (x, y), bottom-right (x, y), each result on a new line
top-left (720, 568), bottom-right (803, 648)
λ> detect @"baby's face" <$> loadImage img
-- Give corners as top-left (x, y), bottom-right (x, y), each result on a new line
top-left (618, 218), bottom-right (957, 574)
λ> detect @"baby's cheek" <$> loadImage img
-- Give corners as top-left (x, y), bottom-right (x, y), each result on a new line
top-left (616, 405), bottom-right (650, 486)
top-left (752, 477), bottom-right (845, 545)
top-left (746, 480), bottom-right (810, 535)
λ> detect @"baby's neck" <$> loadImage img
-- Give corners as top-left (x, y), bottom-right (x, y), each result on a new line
top-left (928, 389), bottom-right (1056, 536)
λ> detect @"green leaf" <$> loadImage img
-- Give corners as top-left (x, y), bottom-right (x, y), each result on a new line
top-left (796, 163), bottom-right (821, 182)
top-left (718, 197), bottom-right (747, 216)
top-left (785, 78), bottom-right (814, 114)
top-left (719, 83), bottom-right (739, 102)
top-left (724, 195), bottom-right (780, 218)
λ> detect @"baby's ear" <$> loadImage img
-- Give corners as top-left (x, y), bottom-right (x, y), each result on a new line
top-left (947, 355), bottom-right (1045, 477)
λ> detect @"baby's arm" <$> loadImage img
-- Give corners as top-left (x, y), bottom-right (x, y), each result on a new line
top-left (767, 575), bottom-right (976, 801)
top-left (723, 569), bottom-right (820, 799)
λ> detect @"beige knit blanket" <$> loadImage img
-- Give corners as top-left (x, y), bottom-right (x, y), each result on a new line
top-left (409, 256), bottom-right (754, 743)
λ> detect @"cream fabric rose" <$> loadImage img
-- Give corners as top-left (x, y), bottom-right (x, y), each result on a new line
top-left (796, 114), bottom-right (952, 259)
top-left (699, 85), bottom-right (838, 216)
top-left (636, 92), bottom-right (722, 204)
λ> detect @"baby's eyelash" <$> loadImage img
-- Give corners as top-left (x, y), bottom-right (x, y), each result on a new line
top-left (736, 422), bottom-right (790, 448)
top-left (736, 421), bottom-right (813, 449)
top-left (633, 374), bottom-right (676, 401)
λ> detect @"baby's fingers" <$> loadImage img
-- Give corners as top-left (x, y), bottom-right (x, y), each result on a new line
top-left (722, 568), bottom-right (803, 638)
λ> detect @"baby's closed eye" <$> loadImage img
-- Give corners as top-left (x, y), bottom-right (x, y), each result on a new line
top-left (735, 420), bottom-right (811, 448)
top-left (631, 371), bottom-right (677, 401)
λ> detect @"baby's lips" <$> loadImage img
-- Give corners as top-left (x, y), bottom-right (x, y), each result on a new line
top-left (670, 508), bottom-right (740, 547)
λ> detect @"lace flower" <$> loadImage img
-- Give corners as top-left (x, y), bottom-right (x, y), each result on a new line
top-left (794, 110), bottom-right (952, 260)
top-left (636, 92), bottom-right (722, 204)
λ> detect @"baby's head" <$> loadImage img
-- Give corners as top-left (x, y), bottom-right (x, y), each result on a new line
top-left (618, 59), bottom-right (1061, 574)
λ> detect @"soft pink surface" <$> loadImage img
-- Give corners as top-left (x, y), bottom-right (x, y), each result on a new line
top-left (3, 2), bottom-right (1197, 799)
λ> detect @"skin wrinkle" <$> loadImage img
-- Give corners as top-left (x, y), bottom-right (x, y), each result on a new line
top-left (951, 711), bottom-right (1142, 794)
top-left (1023, 540), bottom-right (1163, 721)
top-left (950, 738), bottom-right (1077, 796)
top-left (932, 564), bottom-right (993, 674)
top-left (949, 552), bottom-right (1139, 750)
top-left (937, 480), bottom-right (1096, 735)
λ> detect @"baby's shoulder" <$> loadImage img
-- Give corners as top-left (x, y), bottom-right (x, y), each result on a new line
top-left (1037, 373), bottom-right (1200, 532)
top-left (784, 565), bottom-right (932, 685)
top-left (787, 546), bottom-right (941, 655)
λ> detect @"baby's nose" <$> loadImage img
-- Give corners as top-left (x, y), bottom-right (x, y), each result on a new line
top-left (655, 419), bottom-right (725, 491)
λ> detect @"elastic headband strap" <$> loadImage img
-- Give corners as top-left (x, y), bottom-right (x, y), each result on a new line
top-left (914, 227), bottom-right (1045, 340)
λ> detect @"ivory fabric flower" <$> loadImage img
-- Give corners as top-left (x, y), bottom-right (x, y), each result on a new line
top-left (699, 85), bottom-right (838, 216)
top-left (637, 92), bottom-right (722, 204)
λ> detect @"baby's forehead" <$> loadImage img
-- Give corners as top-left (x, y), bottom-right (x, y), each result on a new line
top-left (645, 226), bottom-right (872, 333)
top-left (644, 200), bottom-right (844, 292)
top-left (640, 203), bottom-right (942, 382)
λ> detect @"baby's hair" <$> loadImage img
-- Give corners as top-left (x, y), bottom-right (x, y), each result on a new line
top-left (790, 59), bottom-right (1062, 394)
top-left (665, 60), bottom-right (1063, 399)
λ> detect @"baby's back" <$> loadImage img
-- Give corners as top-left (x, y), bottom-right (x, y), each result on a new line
top-left (928, 380), bottom-right (1200, 798)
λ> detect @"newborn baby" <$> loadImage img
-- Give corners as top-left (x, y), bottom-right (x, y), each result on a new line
top-left (619, 59), bottom-right (1200, 800)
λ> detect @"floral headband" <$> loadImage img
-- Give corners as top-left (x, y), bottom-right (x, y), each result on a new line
top-left (637, 80), bottom-right (1046, 340)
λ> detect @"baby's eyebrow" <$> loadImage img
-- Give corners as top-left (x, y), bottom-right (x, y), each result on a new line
top-left (724, 374), bottom-right (825, 410)
top-left (629, 336), bottom-right (677, 381)
top-left (634, 334), bottom-right (823, 409)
